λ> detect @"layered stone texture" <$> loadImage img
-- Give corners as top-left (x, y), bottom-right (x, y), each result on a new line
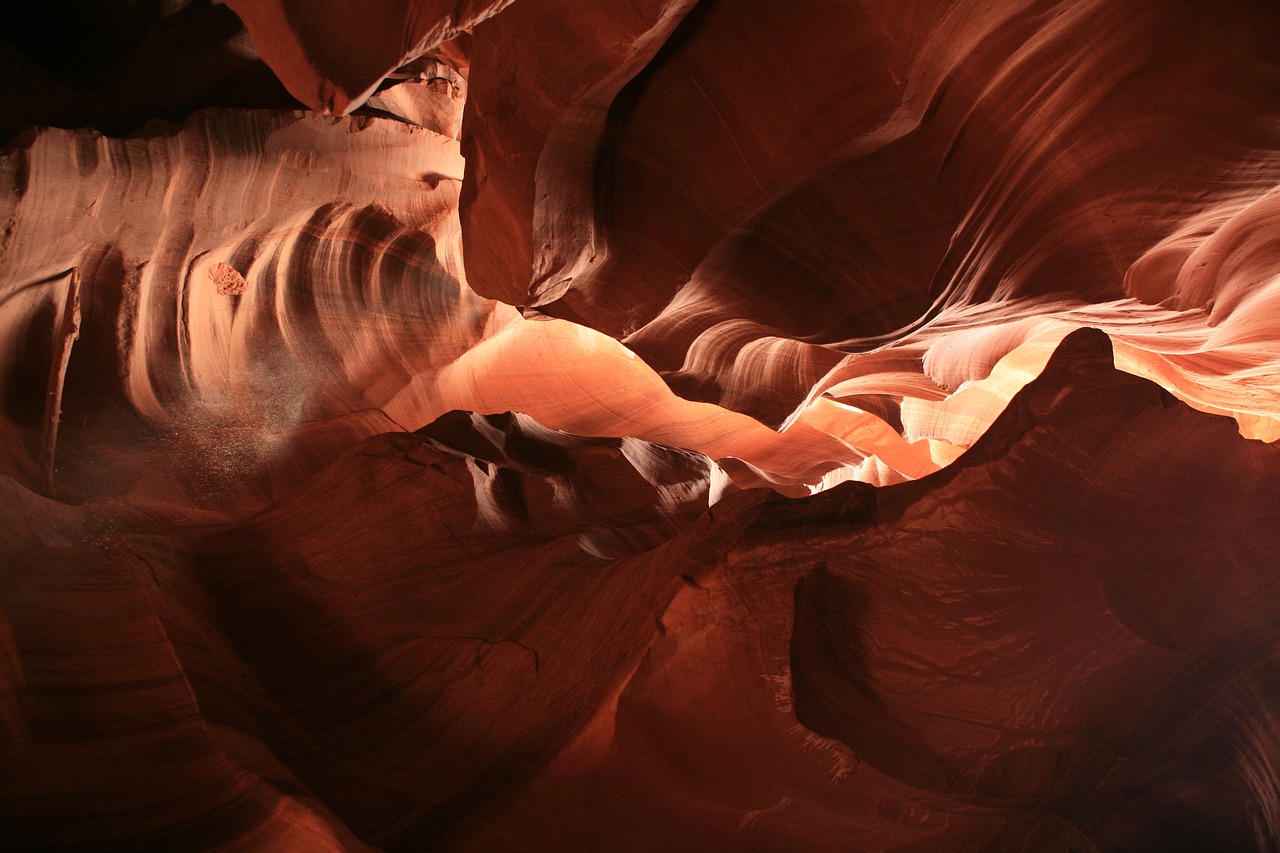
top-left (6, 330), bottom-right (1279, 851)
top-left (4, 1), bottom-right (1280, 850)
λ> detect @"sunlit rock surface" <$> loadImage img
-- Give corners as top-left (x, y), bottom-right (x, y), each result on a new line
top-left (4, 1), bottom-right (1280, 850)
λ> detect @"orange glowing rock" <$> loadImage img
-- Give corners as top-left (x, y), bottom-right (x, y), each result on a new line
top-left (4, 1), bottom-right (1280, 850)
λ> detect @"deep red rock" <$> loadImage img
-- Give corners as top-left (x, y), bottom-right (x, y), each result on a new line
top-left (4, 2), bottom-right (1280, 851)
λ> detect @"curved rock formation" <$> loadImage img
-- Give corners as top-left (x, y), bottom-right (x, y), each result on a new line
top-left (222, 0), bottom-right (503, 116)
top-left (4, 1), bottom-right (1280, 850)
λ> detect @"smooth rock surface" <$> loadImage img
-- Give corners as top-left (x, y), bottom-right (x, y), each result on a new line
top-left (4, 2), bottom-right (1280, 851)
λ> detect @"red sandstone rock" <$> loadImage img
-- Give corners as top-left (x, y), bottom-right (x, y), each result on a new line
top-left (222, 0), bottom-right (509, 115)
top-left (4, 1), bottom-right (1280, 851)
top-left (208, 262), bottom-right (246, 296)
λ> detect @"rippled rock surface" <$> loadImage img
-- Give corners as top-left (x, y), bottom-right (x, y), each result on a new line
top-left (4, 2), bottom-right (1280, 850)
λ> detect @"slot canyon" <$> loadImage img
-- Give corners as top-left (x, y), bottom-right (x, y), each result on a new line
top-left (4, 1), bottom-right (1280, 849)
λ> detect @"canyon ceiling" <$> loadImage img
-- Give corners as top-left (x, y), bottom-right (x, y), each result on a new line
top-left (3, 1), bottom-right (1280, 850)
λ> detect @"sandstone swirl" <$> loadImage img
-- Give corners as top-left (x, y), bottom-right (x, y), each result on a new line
top-left (3, 1), bottom-right (1280, 851)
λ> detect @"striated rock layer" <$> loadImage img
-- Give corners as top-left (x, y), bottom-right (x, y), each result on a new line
top-left (4, 1), bottom-right (1280, 851)
top-left (6, 329), bottom-right (1280, 851)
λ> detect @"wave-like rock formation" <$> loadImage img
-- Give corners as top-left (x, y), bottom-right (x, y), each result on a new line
top-left (4, 1), bottom-right (1280, 850)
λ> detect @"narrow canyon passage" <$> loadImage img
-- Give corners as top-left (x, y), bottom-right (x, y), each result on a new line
top-left (3, 1), bottom-right (1280, 850)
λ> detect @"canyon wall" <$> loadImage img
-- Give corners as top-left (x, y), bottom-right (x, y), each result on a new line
top-left (3, 1), bottom-right (1280, 849)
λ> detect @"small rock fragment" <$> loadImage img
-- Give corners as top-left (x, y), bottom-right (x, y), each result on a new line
top-left (209, 262), bottom-right (246, 296)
